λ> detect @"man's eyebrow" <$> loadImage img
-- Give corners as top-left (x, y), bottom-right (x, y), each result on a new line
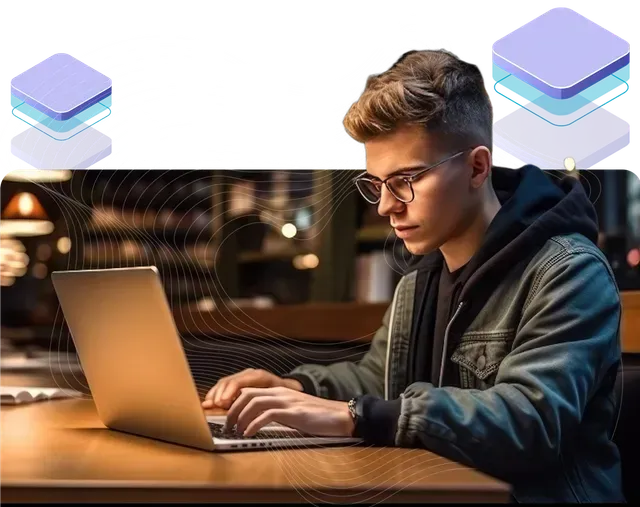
top-left (365, 165), bottom-right (429, 179)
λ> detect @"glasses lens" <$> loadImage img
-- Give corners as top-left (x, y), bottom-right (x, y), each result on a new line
top-left (355, 179), bottom-right (381, 203)
top-left (387, 177), bottom-right (413, 202)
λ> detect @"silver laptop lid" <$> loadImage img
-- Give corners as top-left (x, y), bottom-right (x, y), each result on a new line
top-left (51, 266), bottom-right (215, 451)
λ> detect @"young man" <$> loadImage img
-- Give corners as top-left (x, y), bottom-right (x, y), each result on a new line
top-left (202, 49), bottom-right (624, 503)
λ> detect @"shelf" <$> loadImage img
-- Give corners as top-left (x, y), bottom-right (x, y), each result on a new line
top-left (174, 302), bottom-right (389, 342)
top-left (88, 196), bottom-right (212, 213)
top-left (83, 259), bottom-right (214, 274)
top-left (357, 225), bottom-right (394, 243)
top-left (83, 226), bottom-right (211, 243)
top-left (238, 248), bottom-right (309, 264)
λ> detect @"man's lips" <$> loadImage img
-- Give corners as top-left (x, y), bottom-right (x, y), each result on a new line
top-left (392, 225), bottom-right (419, 238)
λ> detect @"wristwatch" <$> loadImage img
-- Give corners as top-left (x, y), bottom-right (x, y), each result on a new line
top-left (347, 397), bottom-right (359, 435)
top-left (347, 398), bottom-right (357, 418)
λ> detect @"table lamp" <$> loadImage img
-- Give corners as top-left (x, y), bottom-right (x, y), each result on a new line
top-left (1, 192), bottom-right (54, 237)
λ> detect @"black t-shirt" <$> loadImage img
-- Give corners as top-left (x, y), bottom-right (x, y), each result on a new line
top-left (432, 262), bottom-right (465, 384)
top-left (412, 261), bottom-right (466, 387)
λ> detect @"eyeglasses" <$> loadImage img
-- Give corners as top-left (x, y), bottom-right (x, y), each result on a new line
top-left (354, 150), bottom-right (468, 204)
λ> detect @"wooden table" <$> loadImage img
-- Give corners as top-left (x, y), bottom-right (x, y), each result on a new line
top-left (1, 398), bottom-right (510, 503)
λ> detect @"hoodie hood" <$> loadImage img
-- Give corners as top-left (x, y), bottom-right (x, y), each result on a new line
top-left (407, 164), bottom-right (599, 302)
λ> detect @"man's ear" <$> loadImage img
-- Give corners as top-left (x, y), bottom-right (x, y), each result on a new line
top-left (468, 146), bottom-right (492, 189)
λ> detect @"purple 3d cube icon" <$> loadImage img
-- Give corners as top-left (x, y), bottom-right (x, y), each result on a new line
top-left (10, 53), bottom-right (112, 169)
top-left (492, 7), bottom-right (630, 169)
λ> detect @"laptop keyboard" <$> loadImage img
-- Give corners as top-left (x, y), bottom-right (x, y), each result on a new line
top-left (208, 422), bottom-right (306, 440)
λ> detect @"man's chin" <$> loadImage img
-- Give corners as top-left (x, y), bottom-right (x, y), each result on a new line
top-left (402, 239), bottom-right (434, 256)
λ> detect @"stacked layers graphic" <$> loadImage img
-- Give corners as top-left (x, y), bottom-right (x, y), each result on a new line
top-left (492, 7), bottom-right (630, 169)
top-left (11, 53), bottom-right (112, 169)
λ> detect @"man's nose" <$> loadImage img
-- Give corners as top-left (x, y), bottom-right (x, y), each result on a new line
top-left (377, 185), bottom-right (405, 217)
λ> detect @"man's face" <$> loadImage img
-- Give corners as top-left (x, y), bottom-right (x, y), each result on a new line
top-left (364, 124), bottom-right (476, 255)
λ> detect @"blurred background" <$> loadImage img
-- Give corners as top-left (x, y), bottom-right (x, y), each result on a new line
top-left (1, 168), bottom-right (639, 394)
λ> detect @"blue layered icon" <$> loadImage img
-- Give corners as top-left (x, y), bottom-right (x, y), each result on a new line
top-left (10, 53), bottom-right (112, 168)
top-left (493, 64), bottom-right (629, 126)
top-left (491, 7), bottom-right (630, 169)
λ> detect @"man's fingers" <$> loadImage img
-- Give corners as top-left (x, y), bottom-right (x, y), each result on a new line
top-left (225, 387), bottom-right (281, 430)
top-left (220, 380), bottom-right (244, 408)
top-left (235, 396), bottom-right (287, 434)
top-left (202, 369), bottom-right (273, 409)
top-left (225, 388), bottom-right (260, 429)
top-left (219, 371), bottom-right (265, 408)
top-left (202, 381), bottom-right (224, 407)
top-left (243, 409), bottom-right (290, 437)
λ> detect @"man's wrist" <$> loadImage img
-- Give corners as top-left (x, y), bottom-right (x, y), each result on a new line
top-left (351, 395), bottom-right (402, 445)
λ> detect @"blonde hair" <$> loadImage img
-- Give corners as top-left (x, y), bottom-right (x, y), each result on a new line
top-left (343, 49), bottom-right (492, 151)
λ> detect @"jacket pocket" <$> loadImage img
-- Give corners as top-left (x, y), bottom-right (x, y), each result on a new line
top-left (450, 335), bottom-right (512, 390)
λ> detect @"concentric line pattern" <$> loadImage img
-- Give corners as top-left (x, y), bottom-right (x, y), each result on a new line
top-left (18, 169), bottom-right (603, 504)
top-left (1, 163), bottom-right (430, 503)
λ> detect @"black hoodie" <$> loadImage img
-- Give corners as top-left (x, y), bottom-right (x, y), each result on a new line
top-left (360, 164), bottom-right (601, 444)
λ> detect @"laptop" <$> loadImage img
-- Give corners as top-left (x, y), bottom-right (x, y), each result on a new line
top-left (51, 266), bottom-right (362, 452)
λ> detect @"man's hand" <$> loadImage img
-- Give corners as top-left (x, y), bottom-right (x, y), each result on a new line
top-left (224, 386), bottom-right (355, 438)
top-left (202, 369), bottom-right (303, 409)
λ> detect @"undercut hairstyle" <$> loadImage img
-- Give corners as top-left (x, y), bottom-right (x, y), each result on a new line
top-left (343, 49), bottom-right (493, 152)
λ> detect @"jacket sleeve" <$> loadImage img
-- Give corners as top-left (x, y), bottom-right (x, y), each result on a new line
top-left (284, 301), bottom-right (392, 401)
top-left (388, 250), bottom-right (621, 480)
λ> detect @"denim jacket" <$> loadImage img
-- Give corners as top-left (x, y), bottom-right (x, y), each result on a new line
top-left (288, 166), bottom-right (625, 503)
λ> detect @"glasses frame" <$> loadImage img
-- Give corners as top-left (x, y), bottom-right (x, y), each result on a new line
top-left (354, 149), bottom-right (469, 204)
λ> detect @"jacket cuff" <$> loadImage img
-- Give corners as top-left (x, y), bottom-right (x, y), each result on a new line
top-left (282, 373), bottom-right (317, 396)
top-left (355, 395), bottom-right (402, 446)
